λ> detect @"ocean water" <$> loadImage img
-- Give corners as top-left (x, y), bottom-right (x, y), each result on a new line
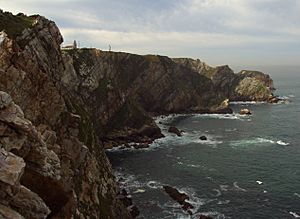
top-left (107, 69), bottom-right (300, 219)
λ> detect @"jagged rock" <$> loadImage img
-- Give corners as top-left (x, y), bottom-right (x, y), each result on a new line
top-left (0, 204), bottom-right (24, 219)
top-left (0, 148), bottom-right (25, 186)
top-left (199, 136), bottom-right (207, 141)
top-left (168, 126), bottom-right (182, 137)
top-left (240, 108), bottom-right (252, 115)
top-left (0, 91), bottom-right (12, 109)
top-left (163, 185), bottom-right (195, 215)
top-left (0, 11), bottom-right (131, 219)
top-left (10, 186), bottom-right (51, 219)
top-left (163, 186), bottom-right (189, 205)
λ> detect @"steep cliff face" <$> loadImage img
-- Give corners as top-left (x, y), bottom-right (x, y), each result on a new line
top-left (62, 50), bottom-right (230, 114)
top-left (0, 11), bottom-right (131, 219)
top-left (173, 58), bottom-right (275, 101)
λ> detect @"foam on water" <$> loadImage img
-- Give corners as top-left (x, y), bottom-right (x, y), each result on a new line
top-left (294, 193), bottom-right (300, 198)
top-left (230, 101), bottom-right (265, 105)
top-left (230, 137), bottom-right (290, 148)
top-left (230, 137), bottom-right (275, 148)
top-left (276, 140), bottom-right (290, 146)
top-left (212, 189), bottom-right (222, 197)
top-left (233, 182), bottom-right (247, 192)
top-left (290, 212), bottom-right (300, 218)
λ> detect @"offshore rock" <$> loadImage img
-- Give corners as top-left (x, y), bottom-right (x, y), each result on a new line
top-left (240, 108), bottom-right (252, 115)
top-left (168, 126), bottom-right (182, 137)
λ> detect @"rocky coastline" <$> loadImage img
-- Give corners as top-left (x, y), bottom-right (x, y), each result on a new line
top-left (0, 10), bottom-right (279, 218)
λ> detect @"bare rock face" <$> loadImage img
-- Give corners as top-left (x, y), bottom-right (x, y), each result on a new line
top-left (173, 59), bottom-right (276, 102)
top-left (0, 11), bottom-right (131, 219)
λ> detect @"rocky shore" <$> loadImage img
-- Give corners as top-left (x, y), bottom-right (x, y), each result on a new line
top-left (0, 10), bottom-right (278, 218)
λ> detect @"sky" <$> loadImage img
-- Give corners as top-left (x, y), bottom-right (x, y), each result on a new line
top-left (1, 0), bottom-right (300, 68)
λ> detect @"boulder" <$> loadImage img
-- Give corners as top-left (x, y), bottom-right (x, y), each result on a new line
top-left (268, 96), bottom-right (280, 104)
top-left (239, 108), bottom-right (251, 115)
top-left (199, 136), bottom-right (207, 141)
top-left (168, 126), bottom-right (182, 137)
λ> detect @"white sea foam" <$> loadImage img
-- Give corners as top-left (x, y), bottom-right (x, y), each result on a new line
top-left (294, 193), bottom-right (300, 198)
top-left (217, 200), bottom-right (230, 205)
top-left (290, 212), bottom-right (300, 218)
top-left (276, 140), bottom-right (290, 146)
top-left (230, 101), bottom-right (265, 105)
top-left (233, 182), bottom-right (247, 192)
top-left (146, 180), bottom-right (162, 189)
top-left (230, 137), bottom-right (291, 148)
top-left (230, 137), bottom-right (275, 148)
top-left (212, 189), bottom-right (222, 197)
top-left (187, 164), bottom-right (201, 168)
top-left (193, 113), bottom-right (245, 120)
top-left (133, 189), bottom-right (146, 193)
top-left (220, 185), bottom-right (229, 192)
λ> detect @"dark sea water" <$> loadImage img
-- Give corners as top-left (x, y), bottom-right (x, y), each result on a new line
top-left (107, 69), bottom-right (300, 219)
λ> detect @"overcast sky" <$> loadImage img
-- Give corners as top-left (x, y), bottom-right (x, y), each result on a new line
top-left (1, 0), bottom-right (300, 67)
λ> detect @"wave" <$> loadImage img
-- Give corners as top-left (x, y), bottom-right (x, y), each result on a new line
top-left (230, 101), bottom-right (265, 105)
top-left (290, 212), bottom-right (300, 218)
top-left (276, 140), bottom-right (290, 146)
top-left (192, 113), bottom-right (246, 120)
top-left (230, 137), bottom-right (275, 147)
top-left (294, 193), bottom-right (300, 198)
top-left (212, 189), bottom-right (222, 197)
top-left (230, 137), bottom-right (290, 148)
top-left (155, 113), bottom-right (247, 124)
top-left (233, 182), bottom-right (247, 192)
top-left (150, 128), bottom-right (223, 149)
top-left (217, 200), bottom-right (230, 205)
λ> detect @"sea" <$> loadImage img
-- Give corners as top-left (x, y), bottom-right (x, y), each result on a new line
top-left (107, 67), bottom-right (300, 219)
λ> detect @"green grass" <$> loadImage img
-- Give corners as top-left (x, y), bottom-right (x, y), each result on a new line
top-left (144, 54), bottom-right (160, 62)
top-left (0, 11), bottom-right (36, 39)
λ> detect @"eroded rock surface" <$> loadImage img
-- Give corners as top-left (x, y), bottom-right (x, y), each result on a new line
top-left (0, 11), bottom-right (131, 219)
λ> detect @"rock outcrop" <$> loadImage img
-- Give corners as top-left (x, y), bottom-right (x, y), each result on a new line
top-left (0, 11), bottom-right (130, 219)
top-left (173, 58), bottom-right (276, 102)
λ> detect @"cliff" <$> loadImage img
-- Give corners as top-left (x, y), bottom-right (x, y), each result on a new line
top-left (0, 11), bottom-right (131, 219)
top-left (173, 58), bottom-right (275, 101)
top-left (0, 10), bottom-right (277, 219)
